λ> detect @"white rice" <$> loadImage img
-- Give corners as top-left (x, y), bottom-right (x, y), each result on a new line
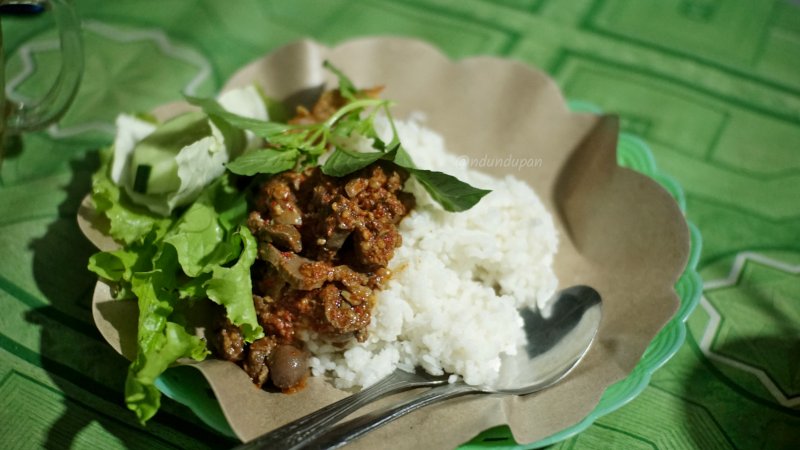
top-left (307, 116), bottom-right (559, 389)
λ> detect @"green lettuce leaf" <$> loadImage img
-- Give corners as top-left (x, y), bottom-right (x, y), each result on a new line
top-left (176, 274), bottom-right (211, 300)
top-left (92, 150), bottom-right (171, 245)
top-left (204, 226), bottom-right (264, 342)
top-left (87, 239), bottom-right (159, 299)
top-left (87, 248), bottom-right (139, 282)
top-left (124, 246), bottom-right (210, 424)
top-left (206, 172), bottom-right (249, 233)
top-left (125, 319), bottom-right (209, 423)
top-left (90, 166), bottom-right (261, 424)
top-left (163, 175), bottom-right (249, 276)
top-left (163, 201), bottom-right (232, 277)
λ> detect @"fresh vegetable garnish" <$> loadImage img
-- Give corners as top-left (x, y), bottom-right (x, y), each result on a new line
top-left (90, 162), bottom-right (263, 423)
top-left (88, 62), bottom-right (490, 424)
top-left (109, 86), bottom-right (264, 216)
top-left (186, 60), bottom-right (490, 212)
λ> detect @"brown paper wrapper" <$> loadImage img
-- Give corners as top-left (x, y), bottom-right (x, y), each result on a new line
top-left (78, 37), bottom-right (689, 449)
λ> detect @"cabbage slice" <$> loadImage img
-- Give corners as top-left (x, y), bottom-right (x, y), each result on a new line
top-left (110, 85), bottom-right (269, 216)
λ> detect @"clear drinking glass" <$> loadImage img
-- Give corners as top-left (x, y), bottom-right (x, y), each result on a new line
top-left (0, 0), bottom-right (83, 160)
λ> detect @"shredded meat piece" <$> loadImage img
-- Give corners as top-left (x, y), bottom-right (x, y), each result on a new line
top-left (242, 337), bottom-right (276, 388)
top-left (213, 318), bottom-right (245, 362)
top-left (260, 243), bottom-right (331, 290)
top-left (257, 172), bottom-right (303, 225)
top-left (248, 212), bottom-right (303, 253)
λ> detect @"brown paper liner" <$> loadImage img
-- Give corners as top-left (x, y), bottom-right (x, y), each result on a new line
top-left (78, 37), bottom-right (689, 449)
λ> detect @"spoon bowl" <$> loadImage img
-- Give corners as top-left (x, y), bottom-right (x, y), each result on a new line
top-left (491, 285), bottom-right (602, 393)
top-left (237, 285), bottom-right (602, 450)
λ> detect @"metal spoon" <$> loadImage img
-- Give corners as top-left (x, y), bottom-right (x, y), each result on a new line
top-left (237, 285), bottom-right (602, 450)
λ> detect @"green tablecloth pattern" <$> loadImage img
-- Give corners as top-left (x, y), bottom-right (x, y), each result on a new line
top-left (1, 1), bottom-right (798, 448)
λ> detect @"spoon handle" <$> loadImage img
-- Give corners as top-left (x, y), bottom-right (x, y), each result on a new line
top-left (304, 382), bottom-right (477, 450)
top-left (235, 370), bottom-right (439, 450)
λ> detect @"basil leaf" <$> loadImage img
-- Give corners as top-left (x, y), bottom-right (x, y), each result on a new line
top-left (382, 104), bottom-right (403, 150)
top-left (388, 142), bottom-right (491, 212)
top-left (253, 84), bottom-right (292, 123)
top-left (226, 148), bottom-right (299, 176)
top-left (392, 145), bottom-right (417, 169)
top-left (323, 60), bottom-right (357, 100)
top-left (372, 135), bottom-right (387, 151)
top-left (407, 168), bottom-right (491, 212)
top-left (322, 147), bottom-right (389, 177)
top-left (329, 112), bottom-right (362, 139)
top-left (184, 95), bottom-right (292, 139)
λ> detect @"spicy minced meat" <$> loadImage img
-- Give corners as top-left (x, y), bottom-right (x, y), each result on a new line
top-left (212, 157), bottom-right (414, 391)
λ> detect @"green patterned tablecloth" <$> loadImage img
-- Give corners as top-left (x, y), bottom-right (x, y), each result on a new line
top-left (1, 1), bottom-right (798, 449)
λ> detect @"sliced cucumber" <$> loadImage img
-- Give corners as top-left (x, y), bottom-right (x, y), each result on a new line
top-left (132, 164), bottom-right (151, 193)
top-left (140, 111), bottom-right (212, 149)
top-left (128, 111), bottom-right (212, 194)
top-left (129, 142), bottom-right (180, 194)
